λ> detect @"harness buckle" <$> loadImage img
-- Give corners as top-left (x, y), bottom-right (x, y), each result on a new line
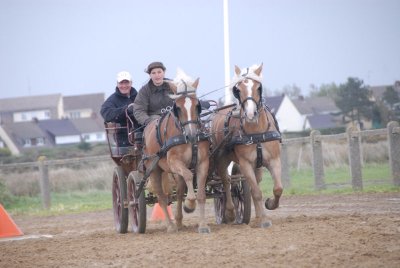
top-left (245, 137), bottom-right (254, 145)
top-left (161, 106), bottom-right (172, 114)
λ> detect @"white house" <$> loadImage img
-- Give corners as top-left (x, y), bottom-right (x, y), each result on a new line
top-left (0, 94), bottom-right (62, 124)
top-left (265, 94), bottom-right (304, 132)
top-left (71, 117), bottom-right (106, 143)
top-left (292, 96), bottom-right (341, 130)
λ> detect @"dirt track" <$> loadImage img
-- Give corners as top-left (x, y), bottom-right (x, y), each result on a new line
top-left (1, 192), bottom-right (400, 268)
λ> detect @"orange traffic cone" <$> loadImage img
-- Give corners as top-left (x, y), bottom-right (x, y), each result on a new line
top-left (150, 203), bottom-right (174, 222)
top-left (0, 204), bottom-right (23, 238)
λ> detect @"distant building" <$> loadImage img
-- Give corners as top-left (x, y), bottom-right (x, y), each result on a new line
top-left (369, 81), bottom-right (400, 103)
top-left (0, 93), bottom-right (106, 155)
top-left (264, 94), bottom-right (341, 132)
top-left (0, 94), bottom-right (62, 124)
top-left (63, 93), bottom-right (104, 119)
top-left (265, 94), bottom-right (304, 132)
top-left (292, 96), bottom-right (341, 130)
top-left (70, 117), bottom-right (106, 143)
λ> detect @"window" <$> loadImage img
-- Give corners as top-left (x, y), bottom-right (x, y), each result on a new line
top-left (70, 111), bottom-right (81, 119)
top-left (44, 111), bottom-right (51, 119)
top-left (37, 137), bottom-right (45, 146)
top-left (83, 134), bottom-right (90, 141)
top-left (23, 139), bottom-right (31, 147)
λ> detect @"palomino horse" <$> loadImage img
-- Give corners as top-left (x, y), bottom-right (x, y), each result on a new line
top-left (210, 64), bottom-right (282, 228)
top-left (142, 69), bottom-right (210, 233)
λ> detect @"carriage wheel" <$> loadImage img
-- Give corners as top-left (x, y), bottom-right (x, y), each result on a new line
top-left (213, 185), bottom-right (226, 224)
top-left (231, 164), bottom-right (251, 224)
top-left (112, 166), bottom-right (128, 233)
top-left (127, 171), bottom-right (147, 234)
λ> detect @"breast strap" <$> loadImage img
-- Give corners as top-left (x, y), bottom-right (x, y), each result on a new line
top-left (223, 105), bottom-right (281, 168)
top-left (155, 112), bottom-right (208, 170)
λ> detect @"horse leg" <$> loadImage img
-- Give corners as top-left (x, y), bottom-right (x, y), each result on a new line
top-left (151, 168), bottom-right (178, 233)
top-left (168, 161), bottom-right (196, 213)
top-left (216, 163), bottom-right (235, 223)
top-left (240, 161), bottom-right (272, 228)
top-left (174, 175), bottom-right (186, 229)
top-left (196, 149), bottom-right (210, 233)
top-left (255, 167), bottom-right (263, 184)
top-left (265, 157), bottom-right (283, 210)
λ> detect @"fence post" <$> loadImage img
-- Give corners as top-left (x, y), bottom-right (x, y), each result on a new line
top-left (311, 130), bottom-right (325, 190)
top-left (280, 143), bottom-right (291, 188)
top-left (346, 126), bottom-right (363, 191)
top-left (38, 156), bottom-right (51, 209)
top-left (387, 121), bottom-right (400, 186)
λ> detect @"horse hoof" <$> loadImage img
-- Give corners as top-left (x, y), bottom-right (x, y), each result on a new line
top-left (167, 224), bottom-right (178, 233)
top-left (261, 220), bottom-right (272, 228)
top-left (184, 200), bottom-right (196, 213)
top-left (198, 226), bottom-right (211, 234)
top-left (183, 205), bottom-right (195, 213)
top-left (176, 222), bottom-right (184, 230)
top-left (225, 209), bottom-right (236, 223)
top-left (265, 198), bottom-right (279, 210)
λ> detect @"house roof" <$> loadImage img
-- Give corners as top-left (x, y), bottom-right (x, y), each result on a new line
top-left (306, 114), bottom-right (338, 129)
top-left (3, 121), bottom-right (47, 139)
top-left (369, 84), bottom-right (400, 101)
top-left (63, 93), bottom-right (104, 114)
top-left (264, 95), bottom-right (284, 113)
top-left (0, 94), bottom-right (61, 112)
top-left (37, 119), bottom-right (80, 136)
top-left (292, 96), bottom-right (339, 115)
top-left (70, 117), bottom-right (104, 133)
top-left (0, 121), bottom-right (54, 149)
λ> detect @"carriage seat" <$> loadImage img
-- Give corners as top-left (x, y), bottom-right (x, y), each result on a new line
top-left (105, 122), bottom-right (136, 156)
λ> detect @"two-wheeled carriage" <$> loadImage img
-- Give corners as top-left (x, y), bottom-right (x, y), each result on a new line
top-left (105, 100), bottom-right (252, 234)
top-left (106, 63), bottom-right (282, 233)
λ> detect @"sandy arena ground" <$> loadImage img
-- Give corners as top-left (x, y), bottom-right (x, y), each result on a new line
top-left (1, 192), bottom-right (400, 268)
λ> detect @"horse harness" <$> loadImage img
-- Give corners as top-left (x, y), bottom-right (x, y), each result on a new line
top-left (154, 105), bottom-right (208, 171)
top-left (136, 94), bottom-right (206, 199)
top-left (224, 104), bottom-right (281, 168)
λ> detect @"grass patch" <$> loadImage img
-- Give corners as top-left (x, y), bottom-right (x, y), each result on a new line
top-left (4, 163), bottom-right (399, 216)
top-left (261, 163), bottom-right (399, 195)
top-left (5, 190), bottom-right (112, 216)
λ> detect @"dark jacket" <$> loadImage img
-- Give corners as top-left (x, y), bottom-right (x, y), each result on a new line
top-left (101, 87), bottom-right (139, 127)
top-left (133, 80), bottom-right (174, 125)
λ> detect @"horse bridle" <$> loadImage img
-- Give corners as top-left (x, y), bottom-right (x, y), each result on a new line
top-left (172, 94), bottom-right (202, 138)
top-left (232, 78), bottom-right (263, 118)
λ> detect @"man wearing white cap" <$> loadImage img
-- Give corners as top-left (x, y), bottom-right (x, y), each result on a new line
top-left (101, 71), bottom-right (139, 146)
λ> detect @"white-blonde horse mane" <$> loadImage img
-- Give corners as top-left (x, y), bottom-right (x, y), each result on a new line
top-left (169, 68), bottom-right (199, 99)
top-left (230, 63), bottom-right (263, 89)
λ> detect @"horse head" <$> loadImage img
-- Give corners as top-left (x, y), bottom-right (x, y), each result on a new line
top-left (231, 63), bottom-right (263, 123)
top-left (168, 68), bottom-right (201, 140)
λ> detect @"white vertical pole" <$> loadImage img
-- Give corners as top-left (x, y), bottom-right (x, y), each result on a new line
top-left (223, 0), bottom-right (232, 105)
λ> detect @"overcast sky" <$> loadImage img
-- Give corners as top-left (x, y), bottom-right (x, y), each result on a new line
top-left (0, 0), bottom-right (399, 102)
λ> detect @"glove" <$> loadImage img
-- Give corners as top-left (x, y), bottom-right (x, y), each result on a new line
top-left (200, 100), bottom-right (211, 110)
top-left (126, 104), bottom-right (134, 116)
